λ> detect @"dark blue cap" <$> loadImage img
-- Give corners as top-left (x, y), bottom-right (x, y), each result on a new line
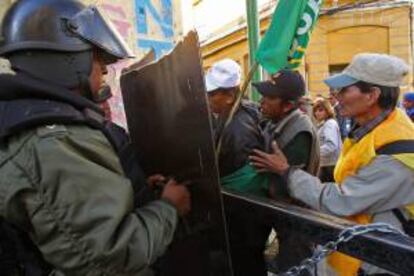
top-left (404, 92), bottom-right (414, 102)
top-left (253, 70), bottom-right (305, 100)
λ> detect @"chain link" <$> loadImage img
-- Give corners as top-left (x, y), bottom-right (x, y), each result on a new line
top-left (279, 223), bottom-right (408, 276)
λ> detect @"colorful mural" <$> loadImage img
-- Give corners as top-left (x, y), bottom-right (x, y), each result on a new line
top-left (0, 0), bottom-right (183, 128)
top-left (135, 0), bottom-right (176, 58)
top-left (100, 1), bottom-right (136, 127)
top-left (96, 0), bottom-right (182, 127)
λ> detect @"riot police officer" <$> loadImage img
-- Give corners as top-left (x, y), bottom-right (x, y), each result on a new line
top-left (0, 0), bottom-right (190, 275)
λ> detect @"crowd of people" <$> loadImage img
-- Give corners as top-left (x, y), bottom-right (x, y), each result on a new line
top-left (207, 53), bottom-right (414, 276)
top-left (0, 1), bottom-right (414, 276)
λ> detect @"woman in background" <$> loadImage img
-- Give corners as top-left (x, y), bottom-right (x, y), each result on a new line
top-left (313, 98), bottom-right (342, 182)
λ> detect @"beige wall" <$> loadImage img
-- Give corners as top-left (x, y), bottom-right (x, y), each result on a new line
top-left (307, 6), bottom-right (413, 96)
top-left (201, 16), bottom-right (272, 83)
top-left (201, 4), bottom-right (414, 99)
top-left (0, 0), bottom-right (14, 74)
top-left (0, 0), bottom-right (13, 26)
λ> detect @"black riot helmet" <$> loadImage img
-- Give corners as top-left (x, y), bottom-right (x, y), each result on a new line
top-left (0, 0), bottom-right (134, 101)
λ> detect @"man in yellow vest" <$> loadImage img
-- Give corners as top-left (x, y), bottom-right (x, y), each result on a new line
top-left (250, 53), bottom-right (414, 276)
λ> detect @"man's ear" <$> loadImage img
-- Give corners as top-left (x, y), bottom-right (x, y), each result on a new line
top-left (226, 91), bottom-right (237, 105)
top-left (367, 87), bottom-right (381, 107)
top-left (282, 101), bottom-right (295, 113)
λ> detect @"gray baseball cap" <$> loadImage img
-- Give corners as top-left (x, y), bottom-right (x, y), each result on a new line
top-left (324, 53), bottom-right (409, 89)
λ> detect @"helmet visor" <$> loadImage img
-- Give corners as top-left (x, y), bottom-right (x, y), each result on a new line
top-left (66, 6), bottom-right (135, 64)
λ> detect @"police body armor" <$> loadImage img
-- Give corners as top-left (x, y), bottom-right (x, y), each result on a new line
top-left (0, 0), bottom-right (136, 272)
top-left (0, 73), bottom-right (156, 275)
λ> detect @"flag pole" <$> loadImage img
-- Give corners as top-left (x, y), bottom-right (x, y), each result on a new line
top-left (246, 0), bottom-right (262, 101)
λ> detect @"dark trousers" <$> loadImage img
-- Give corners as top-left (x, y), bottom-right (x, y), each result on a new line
top-left (274, 227), bottom-right (314, 276)
top-left (225, 203), bottom-right (271, 276)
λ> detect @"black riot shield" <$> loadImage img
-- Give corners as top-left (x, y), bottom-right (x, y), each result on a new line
top-left (122, 48), bottom-right (155, 75)
top-left (120, 31), bottom-right (233, 276)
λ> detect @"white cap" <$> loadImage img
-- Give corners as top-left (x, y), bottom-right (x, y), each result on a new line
top-left (205, 59), bottom-right (241, 93)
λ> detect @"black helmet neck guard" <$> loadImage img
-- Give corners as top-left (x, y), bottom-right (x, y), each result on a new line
top-left (9, 50), bottom-right (92, 88)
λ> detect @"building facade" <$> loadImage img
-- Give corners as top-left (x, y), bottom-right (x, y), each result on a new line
top-left (200, 0), bottom-right (414, 97)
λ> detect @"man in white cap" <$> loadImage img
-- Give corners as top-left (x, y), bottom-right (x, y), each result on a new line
top-left (205, 59), bottom-right (263, 180)
top-left (250, 53), bottom-right (414, 275)
top-left (205, 59), bottom-right (270, 275)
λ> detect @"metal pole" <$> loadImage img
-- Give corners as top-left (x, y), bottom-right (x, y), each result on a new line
top-left (245, 0), bottom-right (262, 101)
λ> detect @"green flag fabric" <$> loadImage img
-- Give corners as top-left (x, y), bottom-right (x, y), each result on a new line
top-left (255, 0), bottom-right (323, 74)
top-left (221, 164), bottom-right (269, 197)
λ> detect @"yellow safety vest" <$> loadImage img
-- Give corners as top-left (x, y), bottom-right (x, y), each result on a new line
top-left (327, 109), bottom-right (414, 276)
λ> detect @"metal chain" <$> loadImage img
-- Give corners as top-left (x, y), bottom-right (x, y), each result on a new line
top-left (279, 223), bottom-right (408, 276)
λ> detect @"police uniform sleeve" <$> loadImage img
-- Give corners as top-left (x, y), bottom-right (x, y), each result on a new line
top-left (21, 125), bottom-right (178, 275)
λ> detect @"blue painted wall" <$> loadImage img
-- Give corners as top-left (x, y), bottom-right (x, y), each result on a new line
top-left (135, 0), bottom-right (175, 58)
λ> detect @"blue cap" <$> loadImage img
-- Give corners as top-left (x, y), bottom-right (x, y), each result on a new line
top-left (404, 92), bottom-right (414, 102)
top-left (324, 73), bottom-right (359, 89)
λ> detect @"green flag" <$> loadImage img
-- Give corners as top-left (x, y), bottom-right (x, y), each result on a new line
top-left (255, 0), bottom-right (323, 74)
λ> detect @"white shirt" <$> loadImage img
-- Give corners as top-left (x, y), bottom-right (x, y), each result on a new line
top-left (317, 118), bottom-right (342, 167)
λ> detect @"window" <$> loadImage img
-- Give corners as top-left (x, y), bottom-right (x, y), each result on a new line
top-left (329, 64), bottom-right (348, 75)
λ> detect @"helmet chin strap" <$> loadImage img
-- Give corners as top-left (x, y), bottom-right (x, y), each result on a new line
top-left (78, 74), bottom-right (112, 104)
top-left (93, 85), bottom-right (113, 103)
top-left (77, 49), bottom-right (113, 104)
top-left (78, 73), bottom-right (94, 101)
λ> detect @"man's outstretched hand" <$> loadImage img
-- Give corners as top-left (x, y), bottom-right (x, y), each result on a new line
top-left (249, 141), bottom-right (290, 175)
